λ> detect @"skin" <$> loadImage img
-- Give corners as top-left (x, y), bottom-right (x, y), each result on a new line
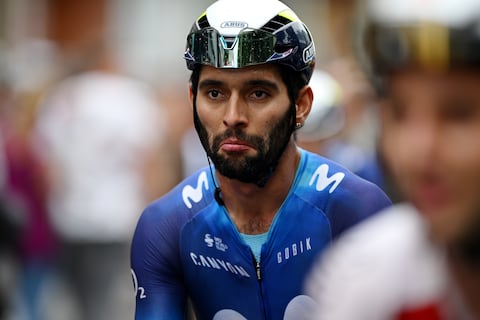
top-left (379, 68), bottom-right (480, 316)
top-left (380, 69), bottom-right (480, 245)
top-left (189, 64), bottom-right (313, 235)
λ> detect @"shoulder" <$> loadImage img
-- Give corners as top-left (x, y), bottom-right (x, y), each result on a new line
top-left (297, 150), bottom-right (391, 225)
top-left (299, 149), bottom-right (385, 195)
top-left (306, 204), bottom-right (445, 319)
top-left (133, 168), bottom-right (215, 239)
top-left (318, 204), bottom-right (428, 259)
top-left (131, 168), bottom-right (217, 273)
top-left (328, 205), bottom-right (436, 270)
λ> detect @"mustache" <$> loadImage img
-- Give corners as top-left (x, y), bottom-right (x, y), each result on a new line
top-left (212, 128), bottom-right (263, 151)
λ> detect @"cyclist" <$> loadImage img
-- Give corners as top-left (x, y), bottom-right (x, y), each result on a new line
top-left (131, 0), bottom-right (391, 319)
top-left (296, 69), bottom-right (384, 188)
top-left (307, 0), bottom-right (480, 318)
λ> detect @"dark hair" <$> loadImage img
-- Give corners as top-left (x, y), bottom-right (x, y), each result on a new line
top-left (189, 64), bottom-right (308, 105)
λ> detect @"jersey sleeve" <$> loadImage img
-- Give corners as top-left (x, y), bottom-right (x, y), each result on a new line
top-left (130, 202), bottom-right (188, 320)
top-left (305, 205), bottom-right (433, 320)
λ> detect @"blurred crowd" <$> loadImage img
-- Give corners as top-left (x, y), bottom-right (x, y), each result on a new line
top-left (0, 0), bottom-right (385, 319)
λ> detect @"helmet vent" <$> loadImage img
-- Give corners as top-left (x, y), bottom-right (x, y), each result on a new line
top-left (223, 36), bottom-right (237, 50)
top-left (198, 15), bottom-right (210, 29)
top-left (260, 15), bottom-right (292, 33)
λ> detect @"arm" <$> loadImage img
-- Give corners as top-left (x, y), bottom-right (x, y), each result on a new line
top-left (306, 205), bottom-right (423, 320)
top-left (131, 205), bottom-right (188, 320)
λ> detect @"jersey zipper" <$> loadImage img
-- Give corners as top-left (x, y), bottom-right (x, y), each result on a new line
top-left (252, 253), bottom-right (267, 319)
top-left (255, 259), bottom-right (262, 281)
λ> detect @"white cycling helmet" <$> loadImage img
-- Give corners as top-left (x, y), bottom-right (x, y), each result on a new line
top-left (184, 0), bottom-right (316, 83)
top-left (359, 0), bottom-right (480, 91)
top-left (297, 70), bottom-right (345, 142)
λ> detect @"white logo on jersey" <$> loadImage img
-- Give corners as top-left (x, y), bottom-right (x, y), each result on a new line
top-left (212, 295), bottom-right (316, 319)
top-left (309, 164), bottom-right (345, 194)
top-left (204, 233), bottom-right (229, 252)
top-left (182, 171), bottom-right (209, 209)
top-left (131, 269), bottom-right (147, 299)
top-left (276, 237), bottom-right (312, 264)
top-left (190, 252), bottom-right (251, 278)
top-left (283, 295), bottom-right (317, 319)
top-left (213, 309), bottom-right (247, 319)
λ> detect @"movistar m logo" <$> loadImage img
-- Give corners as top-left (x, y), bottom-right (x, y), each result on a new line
top-left (309, 164), bottom-right (345, 194)
top-left (182, 171), bottom-right (209, 209)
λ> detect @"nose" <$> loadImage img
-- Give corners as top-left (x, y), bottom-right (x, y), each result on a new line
top-left (223, 93), bottom-right (248, 128)
top-left (397, 117), bottom-right (439, 171)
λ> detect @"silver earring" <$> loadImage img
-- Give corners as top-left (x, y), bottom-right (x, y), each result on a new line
top-left (295, 122), bottom-right (303, 129)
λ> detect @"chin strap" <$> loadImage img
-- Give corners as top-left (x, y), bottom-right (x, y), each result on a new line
top-left (207, 156), bottom-right (224, 206)
top-left (214, 187), bottom-right (225, 206)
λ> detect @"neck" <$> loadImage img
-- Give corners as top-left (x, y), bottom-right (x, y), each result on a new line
top-left (217, 143), bottom-right (300, 234)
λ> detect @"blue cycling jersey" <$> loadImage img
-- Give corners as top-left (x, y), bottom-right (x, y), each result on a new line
top-left (130, 149), bottom-right (391, 320)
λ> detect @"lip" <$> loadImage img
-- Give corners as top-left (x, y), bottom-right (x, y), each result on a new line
top-left (220, 138), bottom-right (253, 152)
top-left (410, 180), bottom-right (451, 216)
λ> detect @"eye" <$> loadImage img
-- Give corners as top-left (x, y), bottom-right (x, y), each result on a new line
top-left (441, 99), bottom-right (477, 123)
top-left (207, 89), bottom-right (221, 99)
top-left (250, 90), bottom-right (268, 100)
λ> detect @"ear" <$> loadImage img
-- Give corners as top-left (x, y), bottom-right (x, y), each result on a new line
top-left (188, 83), bottom-right (194, 109)
top-left (295, 85), bottom-right (313, 125)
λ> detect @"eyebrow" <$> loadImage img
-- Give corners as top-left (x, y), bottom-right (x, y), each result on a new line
top-left (198, 78), bottom-right (280, 92)
top-left (246, 79), bottom-right (280, 92)
top-left (198, 79), bottom-right (223, 91)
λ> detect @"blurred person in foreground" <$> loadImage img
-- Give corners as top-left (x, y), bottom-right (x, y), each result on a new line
top-left (296, 68), bottom-right (384, 188)
top-left (34, 46), bottom-right (169, 320)
top-left (130, 0), bottom-right (391, 319)
top-left (306, 0), bottom-right (480, 319)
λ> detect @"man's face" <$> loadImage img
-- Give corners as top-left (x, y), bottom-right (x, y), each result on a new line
top-left (191, 64), bottom-right (295, 186)
top-left (380, 69), bottom-right (480, 245)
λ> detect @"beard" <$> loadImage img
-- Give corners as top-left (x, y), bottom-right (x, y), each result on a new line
top-left (193, 100), bottom-right (295, 187)
top-left (449, 204), bottom-right (480, 268)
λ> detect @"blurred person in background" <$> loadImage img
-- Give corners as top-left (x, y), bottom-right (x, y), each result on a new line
top-left (180, 125), bottom-right (208, 178)
top-left (306, 0), bottom-right (480, 318)
top-left (0, 51), bottom-right (59, 320)
top-left (34, 43), bottom-right (170, 320)
top-left (296, 68), bottom-right (384, 188)
top-left (130, 0), bottom-right (391, 319)
top-left (2, 94), bottom-right (58, 320)
top-left (0, 64), bottom-right (21, 320)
